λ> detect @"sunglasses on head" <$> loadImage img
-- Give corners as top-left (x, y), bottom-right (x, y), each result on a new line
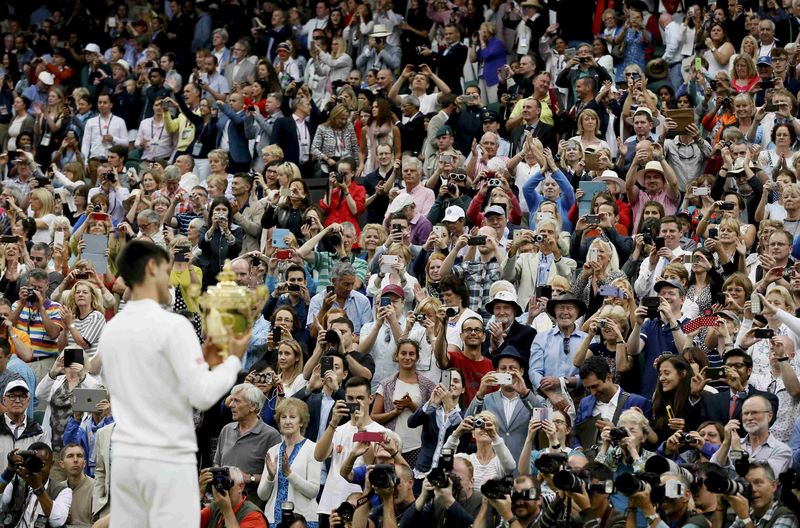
top-left (448, 173), bottom-right (466, 182)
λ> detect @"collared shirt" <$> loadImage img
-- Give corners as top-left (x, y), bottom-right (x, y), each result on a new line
top-left (661, 21), bottom-right (685, 63)
top-left (500, 392), bottom-right (519, 425)
top-left (80, 113), bottom-right (128, 161)
top-left (528, 325), bottom-right (588, 390)
top-left (87, 187), bottom-right (131, 223)
top-left (204, 72), bottom-right (230, 95)
top-left (136, 117), bottom-right (175, 161)
top-left (293, 113), bottom-right (311, 164)
top-left (593, 385), bottom-right (622, 421)
top-left (3, 414), bottom-right (27, 440)
top-left (413, 401), bottom-right (462, 480)
top-left (317, 391), bottom-right (336, 442)
top-left (396, 185), bottom-right (436, 218)
top-left (306, 289), bottom-right (374, 335)
top-left (537, 252), bottom-right (554, 286)
top-left (153, 186), bottom-right (190, 215)
top-left (711, 432), bottom-right (793, 477)
top-left (12, 299), bottom-right (63, 357)
top-left (451, 258), bottom-right (504, 321)
top-left (729, 500), bottom-right (799, 528)
top-left (214, 419), bottom-right (281, 479)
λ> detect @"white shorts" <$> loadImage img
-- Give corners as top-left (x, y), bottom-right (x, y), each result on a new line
top-left (110, 456), bottom-right (200, 528)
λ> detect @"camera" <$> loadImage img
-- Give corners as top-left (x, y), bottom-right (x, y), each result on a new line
top-left (369, 464), bottom-right (397, 489)
top-left (444, 306), bottom-right (458, 317)
top-left (481, 476), bottom-right (513, 499)
top-left (415, 46), bottom-right (425, 53)
top-left (533, 234), bottom-right (544, 243)
top-left (553, 470), bottom-right (586, 493)
top-left (608, 427), bottom-right (629, 444)
top-left (642, 296), bottom-right (661, 319)
top-left (487, 178), bottom-right (502, 188)
top-left (511, 488), bottom-right (539, 501)
top-left (534, 452), bottom-right (567, 474)
top-left (473, 417), bottom-right (486, 429)
top-left (325, 329), bottom-right (341, 349)
top-left (642, 233), bottom-right (654, 246)
top-left (287, 283), bottom-right (301, 292)
top-left (105, 171), bottom-right (116, 183)
top-left (207, 467), bottom-right (234, 493)
top-left (614, 472), bottom-right (658, 496)
top-left (336, 502), bottom-right (355, 523)
top-left (246, 105), bottom-right (256, 112)
top-left (704, 469), bottom-right (751, 497)
top-left (598, 319), bottom-right (608, 328)
top-left (14, 450), bottom-right (43, 473)
top-left (392, 223), bottom-right (403, 233)
top-left (428, 448), bottom-right (454, 488)
top-left (345, 402), bottom-right (360, 414)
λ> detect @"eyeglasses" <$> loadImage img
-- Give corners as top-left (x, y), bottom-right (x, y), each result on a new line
top-left (5, 394), bottom-right (27, 402)
top-left (741, 410), bottom-right (771, 417)
top-left (552, 419), bottom-right (566, 425)
top-left (463, 327), bottom-right (484, 334)
top-left (725, 362), bottom-right (747, 369)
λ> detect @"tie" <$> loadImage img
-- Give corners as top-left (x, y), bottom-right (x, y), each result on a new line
top-left (729, 393), bottom-right (738, 419)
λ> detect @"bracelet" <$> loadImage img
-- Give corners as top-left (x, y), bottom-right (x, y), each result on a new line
top-left (737, 518), bottom-right (752, 527)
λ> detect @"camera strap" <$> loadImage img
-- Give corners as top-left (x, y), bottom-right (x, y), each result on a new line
top-left (355, 490), bottom-right (374, 508)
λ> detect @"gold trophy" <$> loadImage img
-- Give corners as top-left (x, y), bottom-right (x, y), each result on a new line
top-left (199, 260), bottom-right (268, 358)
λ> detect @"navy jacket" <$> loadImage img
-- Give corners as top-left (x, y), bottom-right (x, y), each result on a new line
top-left (217, 104), bottom-right (252, 166)
top-left (295, 386), bottom-right (346, 442)
top-left (407, 404), bottom-right (464, 473)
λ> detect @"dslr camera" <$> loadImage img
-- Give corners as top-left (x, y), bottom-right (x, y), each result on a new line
top-left (481, 476), bottom-right (513, 499)
top-left (427, 449), bottom-right (454, 488)
top-left (13, 450), bottom-right (43, 473)
top-left (534, 452), bottom-right (567, 475)
top-left (207, 467), bottom-right (234, 493)
top-left (608, 427), bottom-right (629, 444)
top-left (369, 464), bottom-right (397, 489)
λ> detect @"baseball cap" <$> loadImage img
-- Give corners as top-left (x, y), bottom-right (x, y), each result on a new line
top-left (4, 380), bottom-right (29, 396)
top-left (442, 205), bottom-right (465, 222)
top-left (654, 278), bottom-right (686, 296)
top-left (757, 55), bottom-right (772, 66)
top-left (84, 43), bottom-right (101, 54)
top-left (481, 109), bottom-right (500, 123)
top-left (484, 204), bottom-right (506, 217)
top-left (381, 284), bottom-right (405, 299)
top-left (38, 71), bottom-right (55, 86)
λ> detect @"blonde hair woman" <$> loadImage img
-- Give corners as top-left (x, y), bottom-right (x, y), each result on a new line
top-left (575, 305), bottom-right (630, 380)
top-left (311, 104), bottom-right (359, 174)
top-left (276, 339), bottom-right (307, 397)
top-left (258, 398), bottom-right (320, 526)
top-left (319, 36), bottom-right (353, 87)
top-left (58, 279), bottom-right (106, 357)
top-left (358, 223), bottom-right (387, 263)
top-left (402, 296), bottom-right (443, 383)
top-left (571, 238), bottom-right (626, 311)
top-left (570, 109), bottom-right (611, 151)
top-left (0, 237), bottom-right (29, 288)
top-left (208, 148), bottom-right (232, 195)
top-left (442, 409), bottom-right (515, 489)
top-left (29, 188), bottom-right (56, 243)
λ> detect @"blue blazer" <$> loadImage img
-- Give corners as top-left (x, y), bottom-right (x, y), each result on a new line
top-left (575, 390), bottom-right (652, 427)
top-left (217, 104), bottom-right (252, 165)
top-left (407, 405), bottom-right (464, 473)
top-left (294, 386), bottom-right (346, 442)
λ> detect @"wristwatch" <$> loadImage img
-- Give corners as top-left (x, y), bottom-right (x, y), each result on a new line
top-left (645, 513), bottom-right (660, 524)
top-left (32, 487), bottom-right (45, 496)
top-left (249, 474), bottom-right (256, 483)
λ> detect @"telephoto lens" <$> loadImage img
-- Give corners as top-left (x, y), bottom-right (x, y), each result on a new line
top-left (614, 473), bottom-right (648, 496)
top-left (534, 452), bottom-right (567, 474)
top-left (553, 470), bottom-right (585, 493)
top-left (704, 470), bottom-right (750, 497)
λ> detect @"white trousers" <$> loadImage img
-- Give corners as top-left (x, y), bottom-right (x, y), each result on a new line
top-left (110, 456), bottom-right (200, 528)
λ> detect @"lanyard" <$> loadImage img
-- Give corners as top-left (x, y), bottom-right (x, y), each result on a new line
top-left (151, 120), bottom-right (164, 142)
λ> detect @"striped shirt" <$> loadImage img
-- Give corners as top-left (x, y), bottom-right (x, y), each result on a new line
top-left (66, 310), bottom-right (106, 358)
top-left (12, 300), bottom-right (63, 358)
top-left (311, 252), bottom-right (368, 288)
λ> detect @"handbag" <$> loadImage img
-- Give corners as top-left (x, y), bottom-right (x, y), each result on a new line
top-left (611, 39), bottom-right (626, 60)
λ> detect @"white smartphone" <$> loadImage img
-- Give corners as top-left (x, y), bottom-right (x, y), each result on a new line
top-left (532, 407), bottom-right (549, 421)
top-left (494, 373), bottom-right (513, 385)
top-left (53, 231), bottom-right (65, 246)
top-left (587, 248), bottom-right (598, 263)
top-left (751, 293), bottom-right (762, 314)
top-left (692, 187), bottom-right (710, 196)
top-left (380, 255), bottom-right (398, 274)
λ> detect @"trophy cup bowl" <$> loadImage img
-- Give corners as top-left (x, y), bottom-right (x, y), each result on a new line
top-left (199, 260), bottom-right (268, 358)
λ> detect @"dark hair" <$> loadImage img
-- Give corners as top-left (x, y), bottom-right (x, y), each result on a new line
top-left (771, 122), bottom-right (797, 145)
top-left (652, 356), bottom-right (692, 436)
top-left (337, 157), bottom-right (357, 174)
top-left (722, 348), bottom-right (753, 367)
top-left (330, 317), bottom-right (354, 332)
top-left (116, 240), bottom-right (170, 287)
top-left (325, 350), bottom-right (350, 376)
top-left (29, 441), bottom-right (52, 457)
top-left (19, 217), bottom-right (37, 239)
top-left (439, 274), bottom-right (469, 308)
top-left (233, 172), bottom-right (254, 189)
top-left (344, 376), bottom-right (370, 393)
top-left (285, 264), bottom-right (305, 278)
top-left (109, 145), bottom-right (128, 162)
top-left (681, 346), bottom-right (710, 370)
top-left (61, 442), bottom-right (86, 456)
top-left (208, 196), bottom-right (234, 224)
top-left (583, 461), bottom-right (613, 483)
top-left (271, 304), bottom-right (301, 333)
top-left (579, 355), bottom-right (611, 382)
top-left (0, 338), bottom-right (10, 357)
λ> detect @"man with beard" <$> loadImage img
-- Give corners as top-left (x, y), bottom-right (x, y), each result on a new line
top-left (96, 241), bottom-right (249, 527)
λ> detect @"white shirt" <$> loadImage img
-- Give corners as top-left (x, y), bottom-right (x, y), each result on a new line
top-left (81, 113), bottom-right (128, 161)
top-left (317, 420), bottom-right (387, 513)
top-left (135, 117), bottom-right (175, 161)
top-left (593, 385), bottom-right (622, 421)
top-left (293, 114), bottom-right (311, 164)
top-left (661, 21), bottom-right (685, 63)
top-left (98, 299), bottom-right (242, 464)
top-left (0, 478), bottom-right (72, 527)
top-left (500, 392), bottom-right (519, 425)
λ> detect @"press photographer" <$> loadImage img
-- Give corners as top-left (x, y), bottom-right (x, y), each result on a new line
top-left (0, 443), bottom-right (71, 528)
top-left (472, 474), bottom-right (543, 528)
top-left (622, 471), bottom-right (710, 528)
top-left (351, 463), bottom-right (415, 528)
top-left (198, 465), bottom-right (268, 528)
top-left (399, 449), bottom-right (475, 528)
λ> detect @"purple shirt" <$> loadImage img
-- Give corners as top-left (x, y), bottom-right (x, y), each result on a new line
top-left (409, 213), bottom-right (433, 245)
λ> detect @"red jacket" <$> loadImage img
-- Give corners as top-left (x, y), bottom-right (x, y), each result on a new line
top-left (320, 181), bottom-right (366, 238)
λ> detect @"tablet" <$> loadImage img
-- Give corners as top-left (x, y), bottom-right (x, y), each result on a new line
top-left (73, 388), bottom-right (108, 413)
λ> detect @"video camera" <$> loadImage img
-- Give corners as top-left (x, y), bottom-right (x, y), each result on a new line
top-left (427, 449), bottom-right (454, 488)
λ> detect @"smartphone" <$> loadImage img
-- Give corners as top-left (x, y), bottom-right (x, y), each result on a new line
top-left (433, 225), bottom-right (447, 238)
top-left (532, 407), bottom-right (549, 421)
top-left (655, 237), bottom-right (666, 250)
top-left (719, 201), bottom-right (735, 211)
top-left (468, 236), bottom-right (486, 246)
top-left (494, 373), bottom-right (513, 385)
top-left (535, 285), bottom-right (553, 299)
top-left (54, 231), bottom-right (65, 246)
top-left (107, 16), bottom-right (116, 26)
top-left (754, 328), bottom-right (775, 339)
top-left (706, 367), bottom-right (726, 380)
top-left (287, 283), bottom-right (301, 292)
top-left (63, 346), bottom-right (84, 367)
top-left (708, 227), bottom-right (719, 239)
top-left (353, 431), bottom-right (385, 443)
top-left (273, 326), bottom-right (282, 344)
top-left (326, 285), bottom-right (335, 295)
top-left (585, 214), bottom-right (600, 225)
top-left (598, 285), bottom-right (622, 298)
top-left (535, 212), bottom-right (553, 223)
top-left (345, 402), bottom-right (360, 414)
top-left (320, 355), bottom-right (334, 374)
top-left (664, 480), bottom-right (685, 499)
top-left (692, 187), bottom-right (710, 196)
top-left (380, 255), bottom-right (398, 274)
top-left (683, 254), bottom-right (693, 265)
top-left (666, 404), bottom-right (674, 420)
top-left (587, 247), bottom-right (598, 263)
top-left (751, 293), bottom-right (762, 313)
top-left (275, 249), bottom-right (291, 260)
top-left (0, 235), bottom-right (19, 244)
top-left (760, 78), bottom-right (775, 89)
top-left (441, 154), bottom-right (453, 164)
top-left (694, 57), bottom-right (702, 70)
top-left (440, 370), bottom-right (452, 389)
top-left (380, 296), bottom-right (392, 307)
top-left (90, 212), bottom-right (110, 221)
top-left (174, 249), bottom-right (189, 262)
top-left (272, 228), bottom-right (290, 249)
top-left (765, 103), bottom-right (779, 112)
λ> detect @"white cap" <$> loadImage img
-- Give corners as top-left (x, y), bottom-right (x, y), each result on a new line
top-left (4, 380), bottom-right (29, 396)
top-left (179, 172), bottom-right (200, 191)
top-left (38, 71), bottom-right (55, 86)
top-left (83, 43), bottom-right (101, 54)
top-left (442, 205), bottom-right (465, 223)
top-left (388, 193), bottom-right (415, 214)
